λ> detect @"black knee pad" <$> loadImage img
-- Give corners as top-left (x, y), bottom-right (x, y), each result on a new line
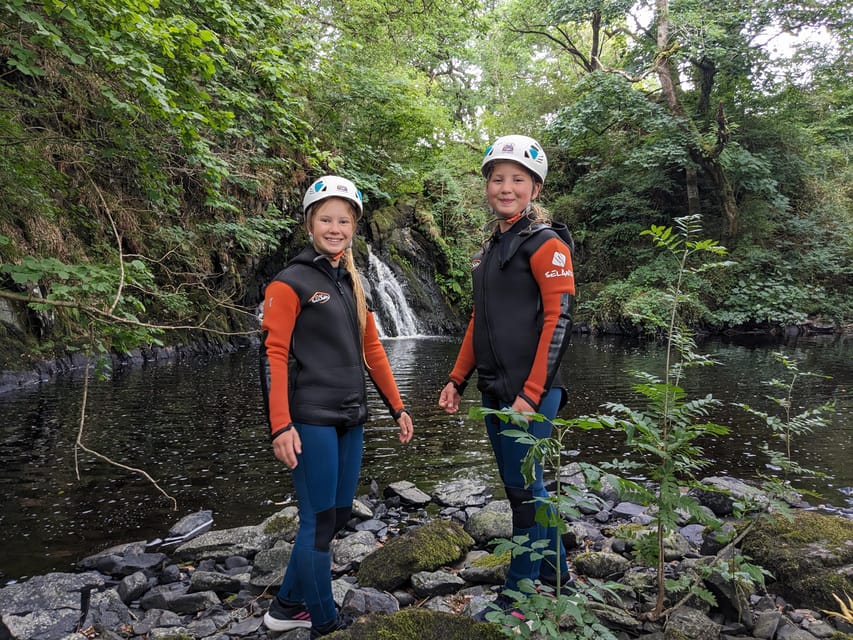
top-left (505, 486), bottom-right (536, 529)
top-left (314, 506), bottom-right (336, 552)
top-left (334, 506), bottom-right (352, 534)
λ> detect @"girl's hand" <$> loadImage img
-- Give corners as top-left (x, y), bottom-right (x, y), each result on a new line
top-left (511, 396), bottom-right (535, 419)
top-left (396, 411), bottom-right (414, 443)
top-left (272, 428), bottom-right (302, 469)
top-left (438, 382), bottom-right (461, 414)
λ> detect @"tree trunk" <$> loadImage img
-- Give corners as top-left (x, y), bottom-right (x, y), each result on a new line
top-left (654, 0), bottom-right (701, 217)
top-left (705, 159), bottom-right (739, 237)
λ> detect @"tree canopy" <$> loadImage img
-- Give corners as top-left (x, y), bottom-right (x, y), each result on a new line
top-left (0, 0), bottom-right (850, 364)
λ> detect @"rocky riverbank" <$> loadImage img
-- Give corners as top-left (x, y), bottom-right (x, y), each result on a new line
top-left (1, 472), bottom-right (852, 640)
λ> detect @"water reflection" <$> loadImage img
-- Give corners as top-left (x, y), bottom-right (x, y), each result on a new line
top-left (0, 334), bottom-right (849, 581)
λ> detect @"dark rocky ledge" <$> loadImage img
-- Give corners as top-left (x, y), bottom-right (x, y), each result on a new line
top-left (1, 472), bottom-right (851, 640)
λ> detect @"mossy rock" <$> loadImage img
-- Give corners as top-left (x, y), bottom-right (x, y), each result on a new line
top-left (358, 520), bottom-right (474, 591)
top-left (262, 511), bottom-right (299, 537)
top-left (470, 550), bottom-right (511, 569)
top-left (740, 511), bottom-right (853, 610)
top-left (369, 202), bottom-right (412, 239)
top-left (328, 608), bottom-right (505, 640)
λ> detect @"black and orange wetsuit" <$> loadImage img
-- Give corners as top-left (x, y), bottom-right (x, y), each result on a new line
top-left (259, 244), bottom-right (406, 628)
top-left (259, 245), bottom-right (405, 434)
top-left (449, 216), bottom-right (576, 409)
top-left (446, 215), bottom-right (576, 593)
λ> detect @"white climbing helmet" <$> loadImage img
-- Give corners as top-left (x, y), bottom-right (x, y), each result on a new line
top-left (302, 175), bottom-right (364, 220)
top-left (481, 134), bottom-right (548, 184)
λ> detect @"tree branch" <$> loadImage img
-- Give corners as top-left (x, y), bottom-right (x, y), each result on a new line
top-left (74, 336), bottom-right (178, 510)
top-left (0, 289), bottom-right (255, 336)
top-left (88, 178), bottom-right (125, 315)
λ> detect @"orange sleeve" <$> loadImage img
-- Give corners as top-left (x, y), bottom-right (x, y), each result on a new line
top-left (449, 312), bottom-right (476, 389)
top-left (363, 311), bottom-right (404, 415)
top-left (261, 280), bottom-right (300, 434)
top-left (521, 237), bottom-right (575, 406)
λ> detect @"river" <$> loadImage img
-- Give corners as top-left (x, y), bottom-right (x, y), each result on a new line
top-left (0, 334), bottom-right (849, 582)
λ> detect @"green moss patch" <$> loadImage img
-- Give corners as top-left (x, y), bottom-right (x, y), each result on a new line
top-left (330, 608), bottom-right (505, 640)
top-left (357, 520), bottom-right (473, 591)
top-left (741, 511), bottom-right (853, 610)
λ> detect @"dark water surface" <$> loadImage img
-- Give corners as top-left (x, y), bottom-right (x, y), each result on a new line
top-left (0, 334), bottom-right (850, 582)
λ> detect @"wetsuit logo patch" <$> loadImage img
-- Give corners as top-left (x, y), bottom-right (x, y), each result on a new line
top-left (308, 291), bottom-right (331, 304)
top-left (545, 252), bottom-right (573, 278)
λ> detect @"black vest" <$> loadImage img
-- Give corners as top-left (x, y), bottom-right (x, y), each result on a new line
top-left (260, 246), bottom-right (369, 428)
top-left (471, 218), bottom-right (574, 405)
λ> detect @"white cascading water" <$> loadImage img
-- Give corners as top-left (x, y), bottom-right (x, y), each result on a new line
top-left (366, 248), bottom-right (423, 338)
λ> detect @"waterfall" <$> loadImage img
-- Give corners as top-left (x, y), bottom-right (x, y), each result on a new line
top-left (365, 248), bottom-right (423, 338)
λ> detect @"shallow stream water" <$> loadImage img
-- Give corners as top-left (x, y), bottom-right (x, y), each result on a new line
top-left (0, 334), bottom-right (849, 581)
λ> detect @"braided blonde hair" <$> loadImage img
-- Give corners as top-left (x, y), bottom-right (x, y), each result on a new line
top-left (342, 246), bottom-right (368, 339)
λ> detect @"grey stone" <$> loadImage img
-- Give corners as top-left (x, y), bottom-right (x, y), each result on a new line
top-left (663, 606), bottom-right (721, 640)
top-left (258, 506), bottom-right (300, 544)
top-left (585, 602), bottom-right (643, 632)
top-left (613, 502), bottom-right (648, 519)
top-left (422, 595), bottom-right (457, 613)
top-left (0, 572), bottom-right (105, 640)
top-left (354, 518), bottom-right (388, 536)
top-left (341, 587), bottom-right (399, 615)
top-left (776, 617), bottom-right (822, 640)
top-left (352, 497), bottom-right (374, 519)
top-left (384, 480), bottom-right (431, 506)
top-left (77, 543), bottom-right (167, 577)
top-left (690, 476), bottom-right (769, 516)
top-left (117, 571), bottom-right (150, 604)
top-left (188, 570), bottom-right (241, 594)
top-left (174, 525), bottom-right (268, 562)
top-left (131, 608), bottom-right (183, 635)
top-left (464, 504), bottom-right (511, 544)
top-left (331, 578), bottom-right (356, 609)
top-left (573, 551), bottom-right (632, 580)
top-left (224, 555), bottom-right (250, 569)
top-left (680, 523), bottom-right (706, 547)
top-left (433, 479), bottom-right (490, 508)
top-left (166, 510), bottom-right (214, 541)
top-left (332, 530), bottom-right (377, 565)
top-left (139, 583), bottom-right (188, 611)
top-left (249, 541), bottom-right (293, 591)
top-left (410, 570), bottom-right (465, 598)
top-left (705, 569), bottom-right (753, 628)
top-left (224, 613), bottom-right (264, 635)
top-left (801, 619), bottom-right (836, 638)
top-left (80, 589), bottom-right (132, 631)
top-left (459, 550), bottom-right (507, 585)
top-left (752, 610), bottom-right (781, 639)
top-left (167, 590), bottom-right (221, 615)
top-left (149, 626), bottom-right (191, 639)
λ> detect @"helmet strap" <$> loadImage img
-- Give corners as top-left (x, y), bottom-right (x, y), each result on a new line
top-left (503, 202), bottom-right (534, 226)
top-left (311, 243), bottom-right (349, 264)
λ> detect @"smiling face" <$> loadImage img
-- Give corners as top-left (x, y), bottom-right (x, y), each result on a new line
top-left (307, 197), bottom-right (356, 262)
top-left (485, 160), bottom-right (542, 219)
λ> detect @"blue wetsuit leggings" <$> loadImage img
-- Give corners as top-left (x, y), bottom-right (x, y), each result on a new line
top-left (484, 388), bottom-right (569, 592)
top-left (276, 423), bottom-right (363, 627)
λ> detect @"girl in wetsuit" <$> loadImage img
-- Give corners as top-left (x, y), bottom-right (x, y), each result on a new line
top-left (260, 175), bottom-right (414, 638)
top-left (438, 135), bottom-right (576, 618)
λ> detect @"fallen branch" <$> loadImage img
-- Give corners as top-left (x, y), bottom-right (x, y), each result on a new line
top-left (0, 289), bottom-right (255, 336)
top-left (73, 335), bottom-right (178, 510)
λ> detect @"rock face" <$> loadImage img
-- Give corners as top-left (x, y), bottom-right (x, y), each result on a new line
top-left (1, 475), bottom-right (852, 640)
